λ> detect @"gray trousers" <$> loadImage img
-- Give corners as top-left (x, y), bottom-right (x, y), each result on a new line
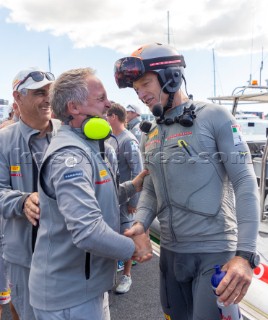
top-left (0, 241), bottom-right (11, 305)
top-left (33, 292), bottom-right (110, 320)
top-left (5, 261), bottom-right (35, 320)
top-left (0, 218), bottom-right (11, 305)
top-left (159, 247), bottom-right (234, 320)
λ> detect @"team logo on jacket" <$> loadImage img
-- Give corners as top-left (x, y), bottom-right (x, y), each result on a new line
top-left (65, 156), bottom-right (78, 168)
top-left (95, 169), bottom-right (111, 185)
top-left (148, 128), bottom-right (158, 139)
top-left (231, 124), bottom-right (243, 146)
top-left (130, 140), bottom-right (139, 151)
top-left (10, 165), bottom-right (22, 177)
top-left (64, 170), bottom-right (83, 180)
top-left (99, 169), bottom-right (108, 177)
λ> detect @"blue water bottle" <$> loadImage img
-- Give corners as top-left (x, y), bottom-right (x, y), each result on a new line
top-left (211, 265), bottom-right (243, 320)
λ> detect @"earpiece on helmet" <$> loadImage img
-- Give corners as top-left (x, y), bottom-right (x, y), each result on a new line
top-left (157, 68), bottom-right (183, 94)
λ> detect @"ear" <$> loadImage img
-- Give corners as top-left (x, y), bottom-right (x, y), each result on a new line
top-left (13, 91), bottom-right (22, 105)
top-left (67, 101), bottom-right (80, 115)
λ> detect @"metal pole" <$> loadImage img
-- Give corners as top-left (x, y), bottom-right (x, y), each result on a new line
top-left (48, 46), bottom-right (52, 73)
top-left (167, 11), bottom-right (170, 45)
top-left (260, 47), bottom-right (263, 86)
top-left (212, 49), bottom-right (216, 96)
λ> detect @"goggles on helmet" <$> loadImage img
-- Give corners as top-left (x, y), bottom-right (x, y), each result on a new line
top-left (114, 55), bottom-right (185, 88)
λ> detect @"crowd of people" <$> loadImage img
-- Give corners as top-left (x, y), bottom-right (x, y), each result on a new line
top-left (0, 42), bottom-right (260, 320)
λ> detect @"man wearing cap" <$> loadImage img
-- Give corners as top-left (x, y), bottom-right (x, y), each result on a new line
top-left (0, 102), bottom-right (20, 320)
top-left (0, 67), bottom-right (60, 320)
top-left (126, 104), bottom-right (142, 143)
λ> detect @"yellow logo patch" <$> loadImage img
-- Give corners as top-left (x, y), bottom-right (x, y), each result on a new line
top-left (10, 166), bottom-right (20, 171)
top-left (99, 170), bottom-right (107, 177)
top-left (164, 314), bottom-right (171, 320)
top-left (148, 128), bottom-right (158, 139)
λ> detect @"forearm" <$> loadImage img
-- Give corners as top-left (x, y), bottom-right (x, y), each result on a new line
top-left (234, 175), bottom-right (259, 251)
top-left (0, 190), bottom-right (30, 219)
top-left (118, 181), bottom-right (136, 204)
top-left (74, 221), bottom-right (135, 261)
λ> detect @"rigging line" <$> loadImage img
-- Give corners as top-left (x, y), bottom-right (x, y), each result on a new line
top-left (248, 10), bottom-right (255, 85)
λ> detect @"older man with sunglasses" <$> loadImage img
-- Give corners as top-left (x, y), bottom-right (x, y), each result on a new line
top-left (0, 67), bottom-right (60, 320)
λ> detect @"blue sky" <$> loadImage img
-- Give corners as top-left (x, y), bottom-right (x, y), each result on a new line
top-left (1, 0), bottom-right (268, 114)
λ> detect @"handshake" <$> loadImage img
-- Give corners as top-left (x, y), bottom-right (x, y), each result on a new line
top-left (124, 222), bottom-right (153, 263)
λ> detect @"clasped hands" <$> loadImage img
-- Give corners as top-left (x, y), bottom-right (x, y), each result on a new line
top-left (124, 222), bottom-right (153, 263)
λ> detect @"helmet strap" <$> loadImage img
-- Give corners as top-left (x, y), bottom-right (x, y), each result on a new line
top-left (164, 92), bottom-right (175, 114)
top-left (157, 92), bottom-right (175, 122)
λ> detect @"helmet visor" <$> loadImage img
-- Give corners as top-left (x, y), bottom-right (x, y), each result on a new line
top-left (114, 57), bottom-right (145, 88)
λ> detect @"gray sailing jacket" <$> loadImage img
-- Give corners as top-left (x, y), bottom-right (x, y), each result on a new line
top-left (136, 101), bottom-right (259, 253)
top-left (29, 126), bottom-right (136, 310)
top-left (0, 119), bottom-right (61, 268)
top-left (127, 117), bottom-right (142, 142)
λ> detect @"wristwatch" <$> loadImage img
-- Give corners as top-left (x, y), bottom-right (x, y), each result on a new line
top-left (235, 250), bottom-right (260, 269)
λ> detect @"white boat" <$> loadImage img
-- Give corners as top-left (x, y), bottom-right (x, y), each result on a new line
top-left (0, 103), bottom-right (10, 123)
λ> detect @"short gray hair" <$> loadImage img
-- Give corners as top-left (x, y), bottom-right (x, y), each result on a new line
top-left (49, 68), bottom-right (95, 121)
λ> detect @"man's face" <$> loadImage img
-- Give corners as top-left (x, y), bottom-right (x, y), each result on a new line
top-left (126, 111), bottom-right (137, 123)
top-left (106, 113), bottom-right (117, 130)
top-left (79, 76), bottom-right (111, 120)
top-left (15, 84), bottom-right (52, 127)
top-left (133, 72), bottom-right (168, 112)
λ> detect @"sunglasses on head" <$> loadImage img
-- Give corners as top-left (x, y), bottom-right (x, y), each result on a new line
top-left (114, 55), bottom-right (186, 89)
top-left (127, 105), bottom-right (136, 112)
top-left (16, 71), bottom-right (55, 91)
top-left (114, 57), bottom-right (145, 89)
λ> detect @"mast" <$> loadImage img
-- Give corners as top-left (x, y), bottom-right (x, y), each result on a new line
top-left (167, 11), bottom-right (170, 45)
top-left (259, 47), bottom-right (263, 86)
top-left (48, 46), bottom-right (52, 73)
top-left (212, 48), bottom-right (216, 96)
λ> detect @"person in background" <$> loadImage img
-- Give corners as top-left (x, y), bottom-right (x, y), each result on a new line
top-left (125, 104), bottom-right (142, 142)
top-left (0, 67), bottom-right (60, 320)
top-left (28, 67), bottom-right (152, 320)
top-left (0, 101), bottom-right (20, 129)
top-left (0, 99), bottom-right (20, 320)
top-left (114, 43), bottom-right (260, 320)
top-left (107, 103), bottom-right (143, 294)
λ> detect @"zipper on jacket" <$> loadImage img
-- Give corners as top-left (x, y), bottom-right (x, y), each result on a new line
top-left (29, 136), bottom-right (40, 253)
top-left (159, 127), bottom-right (176, 241)
top-left (85, 252), bottom-right (90, 279)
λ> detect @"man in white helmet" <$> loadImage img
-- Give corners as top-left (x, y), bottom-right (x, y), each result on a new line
top-left (125, 104), bottom-right (142, 143)
top-left (114, 43), bottom-right (260, 320)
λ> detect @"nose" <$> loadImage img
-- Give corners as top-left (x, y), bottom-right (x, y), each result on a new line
top-left (105, 99), bottom-right (111, 109)
top-left (44, 92), bottom-right (50, 104)
top-left (136, 89), bottom-right (146, 103)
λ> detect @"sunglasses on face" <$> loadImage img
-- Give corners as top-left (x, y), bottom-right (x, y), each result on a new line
top-left (16, 71), bottom-right (55, 91)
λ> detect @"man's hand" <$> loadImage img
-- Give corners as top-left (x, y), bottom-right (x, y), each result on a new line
top-left (127, 205), bottom-right (137, 214)
top-left (23, 192), bottom-right (40, 226)
top-left (132, 169), bottom-right (149, 192)
top-left (124, 222), bottom-right (145, 237)
top-left (216, 256), bottom-right (253, 306)
top-left (124, 223), bottom-right (152, 262)
top-left (131, 232), bottom-right (153, 262)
